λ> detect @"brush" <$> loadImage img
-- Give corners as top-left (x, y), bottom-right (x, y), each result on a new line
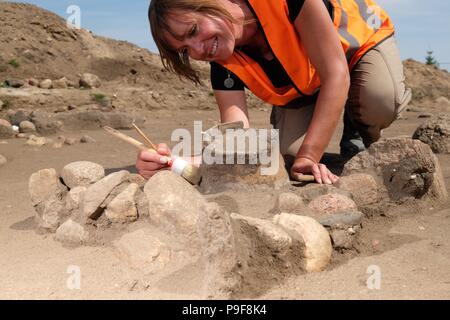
top-left (103, 126), bottom-right (202, 185)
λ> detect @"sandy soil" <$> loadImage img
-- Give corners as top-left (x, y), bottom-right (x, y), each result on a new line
top-left (1, 108), bottom-right (449, 300)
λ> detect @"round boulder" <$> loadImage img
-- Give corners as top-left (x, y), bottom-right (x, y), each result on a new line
top-left (61, 161), bottom-right (105, 188)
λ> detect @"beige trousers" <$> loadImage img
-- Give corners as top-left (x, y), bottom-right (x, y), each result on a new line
top-left (270, 36), bottom-right (412, 158)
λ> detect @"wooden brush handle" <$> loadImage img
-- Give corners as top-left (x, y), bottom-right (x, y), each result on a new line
top-left (291, 172), bottom-right (316, 183)
top-left (103, 126), bottom-right (155, 153)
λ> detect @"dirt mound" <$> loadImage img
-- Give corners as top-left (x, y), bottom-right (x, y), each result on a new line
top-left (404, 59), bottom-right (450, 108)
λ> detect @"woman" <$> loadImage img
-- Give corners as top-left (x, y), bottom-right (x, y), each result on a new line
top-left (136, 0), bottom-right (411, 184)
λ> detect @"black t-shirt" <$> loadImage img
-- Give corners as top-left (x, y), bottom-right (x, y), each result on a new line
top-left (210, 0), bottom-right (332, 91)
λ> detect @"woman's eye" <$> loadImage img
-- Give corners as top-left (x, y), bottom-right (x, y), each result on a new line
top-left (189, 24), bottom-right (198, 36)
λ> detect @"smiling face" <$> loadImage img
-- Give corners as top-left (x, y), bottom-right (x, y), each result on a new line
top-left (164, 10), bottom-right (237, 62)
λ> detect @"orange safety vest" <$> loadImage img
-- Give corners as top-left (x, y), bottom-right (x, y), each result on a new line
top-left (217, 0), bottom-right (395, 106)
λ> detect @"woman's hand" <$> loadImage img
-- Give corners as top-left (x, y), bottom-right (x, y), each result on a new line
top-left (136, 143), bottom-right (171, 179)
top-left (290, 157), bottom-right (338, 185)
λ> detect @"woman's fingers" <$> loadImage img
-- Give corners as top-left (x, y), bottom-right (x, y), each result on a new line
top-left (157, 143), bottom-right (171, 156)
top-left (319, 163), bottom-right (332, 184)
top-left (310, 163), bottom-right (322, 184)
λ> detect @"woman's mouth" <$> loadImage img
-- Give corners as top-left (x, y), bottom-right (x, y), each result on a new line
top-left (208, 37), bottom-right (218, 58)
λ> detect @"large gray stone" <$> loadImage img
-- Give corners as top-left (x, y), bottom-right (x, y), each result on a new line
top-left (82, 170), bottom-right (130, 221)
top-left (61, 161), bottom-right (105, 188)
top-left (343, 137), bottom-right (448, 202)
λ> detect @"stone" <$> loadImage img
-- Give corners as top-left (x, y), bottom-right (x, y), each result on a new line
top-left (16, 133), bottom-right (27, 139)
top-left (0, 119), bottom-right (14, 138)
top-left (273, 213), bottom-right (332, 272)
top-left (296, 183), bottom-right (353, 203)
top-left (80, 135), bottom-right (96, 143)
top-left (113, 229), bottom-right (171, 274)
top-left (144, 171), bottom-right (206, 243)
top-left (343, 137), bottom-right (448, 202)
top-left (64, 137), bottom-right (78, 145)
top-left (271, 192), bottom-right (306, 213)
top-left (29, 168), bottom-right (68, 231)
top-left (52, 77), bottom-right (68, 89)
top-left (329, 229), bottom-right (353, 250)
top-left (0, 154), bottom-right (6, 167)
top-left (29, 111), bottom-right (63, 134)
top-left (231, 213), bottom-right (293, 259)
top-left (55, 219), bottom-right (88, 245)
top-left (65, 186), bottom-right (87, 212)
top-left (128, 173), bottom-right (147, 188)
top-left (105, 183), bottom-right (140, 223)
top-left (308, 193), bottom-right (358, 215)
top-left (39, 79), bottom-right (53, 89)
top-left (82, 170), bottom-right (130, 221)
top-left (8, 109), bottom-right (30, 125)
top-left (19, 120), bottom-right (36, 133)
top-left (79, 73), bottom-right (101, 88)
top-left (27, 78), bottom-right (39, 86)
top-left (61, 161), bottom-right (105, 188)
top-left (413, 113), bottom-right (450, 154)
top-left (318, 211), bottom-right (364, 228)
top-left (335, 174), bottom-right (379, 207)
top-left (25, 135), bottom-right (48, 147)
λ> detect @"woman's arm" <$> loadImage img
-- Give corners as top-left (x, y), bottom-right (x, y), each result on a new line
top-left (214, 89), bottom-right (250, 127)
top-left (292, 0), bottom-right (350, 183)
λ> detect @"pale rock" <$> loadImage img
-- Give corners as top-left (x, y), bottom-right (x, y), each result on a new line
top-left (335, 174), bottom-right (379, 207)
top-left (231, 213), bottom-right (292, 258)
top-left (25, 135), bottom-right (48, 147)
top-left (79, 73), bottom-right (101, 88)
top-left (273, 213), bottom-right (332, 272)
top-left (19, 120), bottom-right (36, 133)
top-left (271, 192), bottom-right (305, 213)
top-left (80, 135), bottom-right (96, 143)
top-left (113, 229), bottom-right (171, 274)
top-left (28, 168), bottom-right (68, 231)
top-left (39, 79), bottom-right (53, 89)
top-left (128, 173), bottom-right (147, 188)
top-left (105, 183), bottom-right (140, 223)
top-left (82, 170), bottom-right (129, 220)
top-left (61, 161), bottom-right (105, 188)
top-left (52, 77), bottom-right (68, 89)
top-left (296, 183), bottom-right (353, 203)
top-left (64, 137), bottom-right (78, 145)
top-left (55, 219), bottom-right (88, 245)
top-left (144, 171), bottom-right (206, 240)
top-left (308, 193), bottom-right (358, 215)
top-left (65, 186), bottom-right (87, 212)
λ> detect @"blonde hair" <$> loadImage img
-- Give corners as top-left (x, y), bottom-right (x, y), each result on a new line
top-left (148, 0), bottom-right (236, 84)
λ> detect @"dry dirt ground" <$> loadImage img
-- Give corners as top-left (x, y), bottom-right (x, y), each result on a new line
top-left (1, 2), bottom-right (450, 300)
top-left (1, 107), bottom-right (450, 300)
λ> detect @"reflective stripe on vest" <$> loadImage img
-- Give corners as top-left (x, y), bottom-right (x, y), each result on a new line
top-left (218, 0), bottom-right (395, 106)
